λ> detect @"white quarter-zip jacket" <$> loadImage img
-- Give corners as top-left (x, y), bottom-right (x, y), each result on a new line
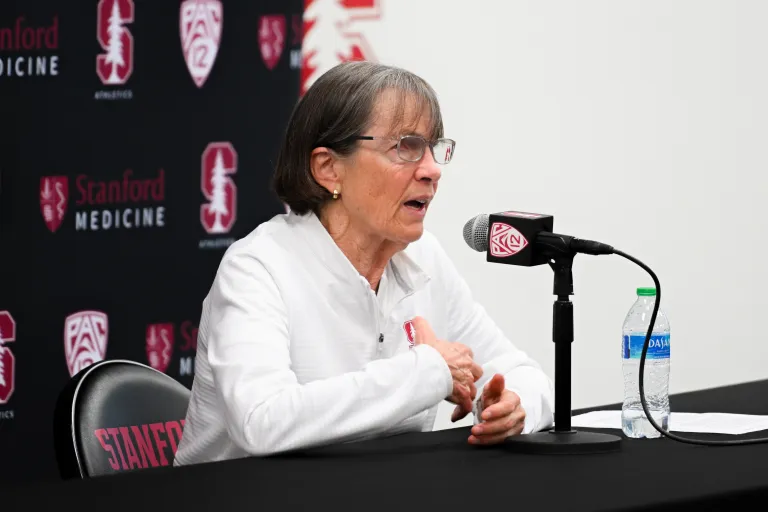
top-left (174, 212), bottom-right (555, 466)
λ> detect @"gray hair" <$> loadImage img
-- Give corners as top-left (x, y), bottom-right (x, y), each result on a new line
top-left (272, 61), bottom-right (444, 215)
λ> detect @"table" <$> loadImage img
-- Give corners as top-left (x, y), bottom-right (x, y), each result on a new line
top-left (6, 379), bottom-right (768, 511)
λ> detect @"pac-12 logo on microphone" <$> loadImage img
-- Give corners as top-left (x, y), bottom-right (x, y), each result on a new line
top-left (40, 176), bottom-right (69, 233)
top-left (200, 142), bottom-right (237, 234)
top-left (180, 0), bottom-right (222, 88)
top-left (146, 323), bottom-right (174, 373)
top-left (64, 311), bottom-right (109, 377)
top-left (489, 222), bottom-right (529, 257)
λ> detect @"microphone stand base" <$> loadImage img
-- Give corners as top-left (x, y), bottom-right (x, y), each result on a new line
top-left (500, 429), bottom-right (622, 455)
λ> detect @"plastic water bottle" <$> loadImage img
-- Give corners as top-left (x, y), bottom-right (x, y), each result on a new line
top-left (621, 287), bottom-right (670, 438)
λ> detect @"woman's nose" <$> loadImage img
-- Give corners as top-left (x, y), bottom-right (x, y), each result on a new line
top-left (415, 150), bottom-right (442, 183)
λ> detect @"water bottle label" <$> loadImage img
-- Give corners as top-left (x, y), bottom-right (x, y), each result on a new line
top-left (622, 334), bottom-right (670, 359)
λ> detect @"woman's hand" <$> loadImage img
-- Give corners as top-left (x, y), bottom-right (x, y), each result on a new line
top-left (412, 316), bottom-right (483, 420)
top-left (469, 374), bottom-right (526, 445)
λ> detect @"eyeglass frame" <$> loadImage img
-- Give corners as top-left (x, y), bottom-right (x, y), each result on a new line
top-left (330, 134), bottom-right (456, 164)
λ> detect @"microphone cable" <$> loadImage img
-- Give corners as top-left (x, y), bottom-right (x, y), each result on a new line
top-left (612, 248), bottom-right (768, 446)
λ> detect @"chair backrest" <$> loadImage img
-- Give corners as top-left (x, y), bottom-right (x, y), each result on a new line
top-left (53, 359), bottom-right (190, 479)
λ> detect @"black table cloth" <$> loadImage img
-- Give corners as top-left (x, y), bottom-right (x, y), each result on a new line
top-left (6, 379), bottom-right (768, 511)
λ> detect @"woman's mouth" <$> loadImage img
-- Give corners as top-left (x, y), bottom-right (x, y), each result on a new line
top-left (404, 199), bottom-right (427, 212)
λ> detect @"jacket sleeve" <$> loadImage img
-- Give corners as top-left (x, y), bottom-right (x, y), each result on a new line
top-left (205, 248), bottom-right (453, 456)
top-left (429, 235), bottom-right (555, 433)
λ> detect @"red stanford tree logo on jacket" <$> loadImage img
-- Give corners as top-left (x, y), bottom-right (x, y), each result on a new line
top-left (403, 320), bottom-right (415, 348)
top-left (200, 142), bottom-right (237, 234)
top-left (0, 311), bottom-right (17, 405)
top-left (96, 0), bottom-right (134, 85)
top-left (64, 311), bottom-right (109, 377)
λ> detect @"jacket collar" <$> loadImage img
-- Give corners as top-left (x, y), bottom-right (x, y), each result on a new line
top-left (289, 211), bottom-right (431, 295)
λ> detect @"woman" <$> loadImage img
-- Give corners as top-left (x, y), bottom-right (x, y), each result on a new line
top-left (174, 61), bottom-right (554, 466)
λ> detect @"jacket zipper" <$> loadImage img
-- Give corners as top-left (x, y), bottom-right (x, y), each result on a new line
top-left (370, 288), bottom-right (384, 356)
top-left (367, 274), bottom-right (419, 357)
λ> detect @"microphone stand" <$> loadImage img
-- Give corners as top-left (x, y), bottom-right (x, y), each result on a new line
top-left (501, 240), bottom-right (622, 454)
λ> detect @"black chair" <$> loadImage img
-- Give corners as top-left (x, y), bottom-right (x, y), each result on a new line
top-left (53, 359), bottom-right (191, 479)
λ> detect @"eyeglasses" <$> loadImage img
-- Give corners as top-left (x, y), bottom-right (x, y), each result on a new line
top-left (349, 135), bottom-right (456, 164)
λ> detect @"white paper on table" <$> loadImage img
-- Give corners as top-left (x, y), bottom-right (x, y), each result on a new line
top-left (570, 410), bottom-right (768, 435)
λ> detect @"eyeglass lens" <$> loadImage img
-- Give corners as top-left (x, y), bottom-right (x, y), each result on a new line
top-left (398, 136), bottom-right (454, 164)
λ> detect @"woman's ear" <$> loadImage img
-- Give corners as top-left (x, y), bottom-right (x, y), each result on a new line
top-left (310, 147), bottom-right (344, 195)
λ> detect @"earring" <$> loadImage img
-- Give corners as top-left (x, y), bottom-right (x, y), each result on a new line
top-left (333, 189), bottom-right (339, 199)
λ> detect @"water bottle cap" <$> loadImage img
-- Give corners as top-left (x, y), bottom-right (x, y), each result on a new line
top-left (637, 287), bottom-right (656, 296)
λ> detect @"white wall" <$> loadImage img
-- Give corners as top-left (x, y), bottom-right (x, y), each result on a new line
top-left (304, 0), bottom-right (768, 430)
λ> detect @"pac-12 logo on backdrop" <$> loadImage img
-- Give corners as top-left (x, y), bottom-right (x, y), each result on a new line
top-left (40, 176), bottom-right (69, 233)
top-left (200, 142), bottom-right (237, 234)
top-left (489, 222), bottom-right (528, 258)
top-left (0, 311), bottom-right (17, 405)
top-left (96, 0), bottom-right (134, 85)
top-left (258, 15), bottom-right (286, 70)
top-left (180, 0), bottom-right (222, 87)
top-left (302, 0), bottom-right (381, 94)
top-left (64, 311), bottom-right (109, 377)
top-left (146, 323), bottom-right (174, 374)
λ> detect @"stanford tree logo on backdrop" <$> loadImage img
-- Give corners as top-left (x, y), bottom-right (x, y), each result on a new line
top-left (0, 311), bottom-right (17, 409)
top-left (180, 0), bottom-right (222, 88)
top-left (39, 169), bottom-right (166, 233)
top-left (146, 324), bottom-right (174, 374)
top-left (40, 176), bottom-right (69, 233)
top-left (95, 0), bottom-right (134, 100)
top-left (0, 15), bottom-right (59, 78)
top-left (302, 0), bottom-right (381, 94)
top-left (64, 311), bottom-right (109, 377)
top-left (145, 321), bottom-right (198, 376)
top-left (258, 15), bottom-right (286, 70)
top-left (199, 142), bottom-right (237, 249)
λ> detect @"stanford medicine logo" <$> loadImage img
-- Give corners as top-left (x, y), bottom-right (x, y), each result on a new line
top-left (64, 311), bottom-right (109, 377)
top-left (146, 324), bottom-right (174, 374)
top-left (180, 0), bottom-right (222, 88)
top-left (0, 15), bottom-right (59, 78)
top-left (302, 0), bottom-right (381, 94)
top-left (40, 168), bottom-right (166, 233)
top-left (403, 320), bottom-right (415, 348)
top-left (200, 142), bottom-right (237, 235)
top-left (40, 176), bottom-right (68, 233)
top-left (0, 311), bottom-right (17, 406)
top-left (258, 15), bottom-right (286, 70)
top-left (489, 222), bottom-right (529, 258)
top-left (145, 321), bottom-right (198, 376)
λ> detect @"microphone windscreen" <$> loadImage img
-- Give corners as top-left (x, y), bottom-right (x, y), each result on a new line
top-left (463, 214), bottom-right (489, 252)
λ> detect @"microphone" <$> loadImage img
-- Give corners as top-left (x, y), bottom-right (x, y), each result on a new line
top-left (461, 210), bottom-right (623, 455)
top-left (462, 210), bottom-right (614, 266)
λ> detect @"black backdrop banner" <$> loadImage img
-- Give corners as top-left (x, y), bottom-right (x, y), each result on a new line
top-left (0, 0), bottom-right (303, 484)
